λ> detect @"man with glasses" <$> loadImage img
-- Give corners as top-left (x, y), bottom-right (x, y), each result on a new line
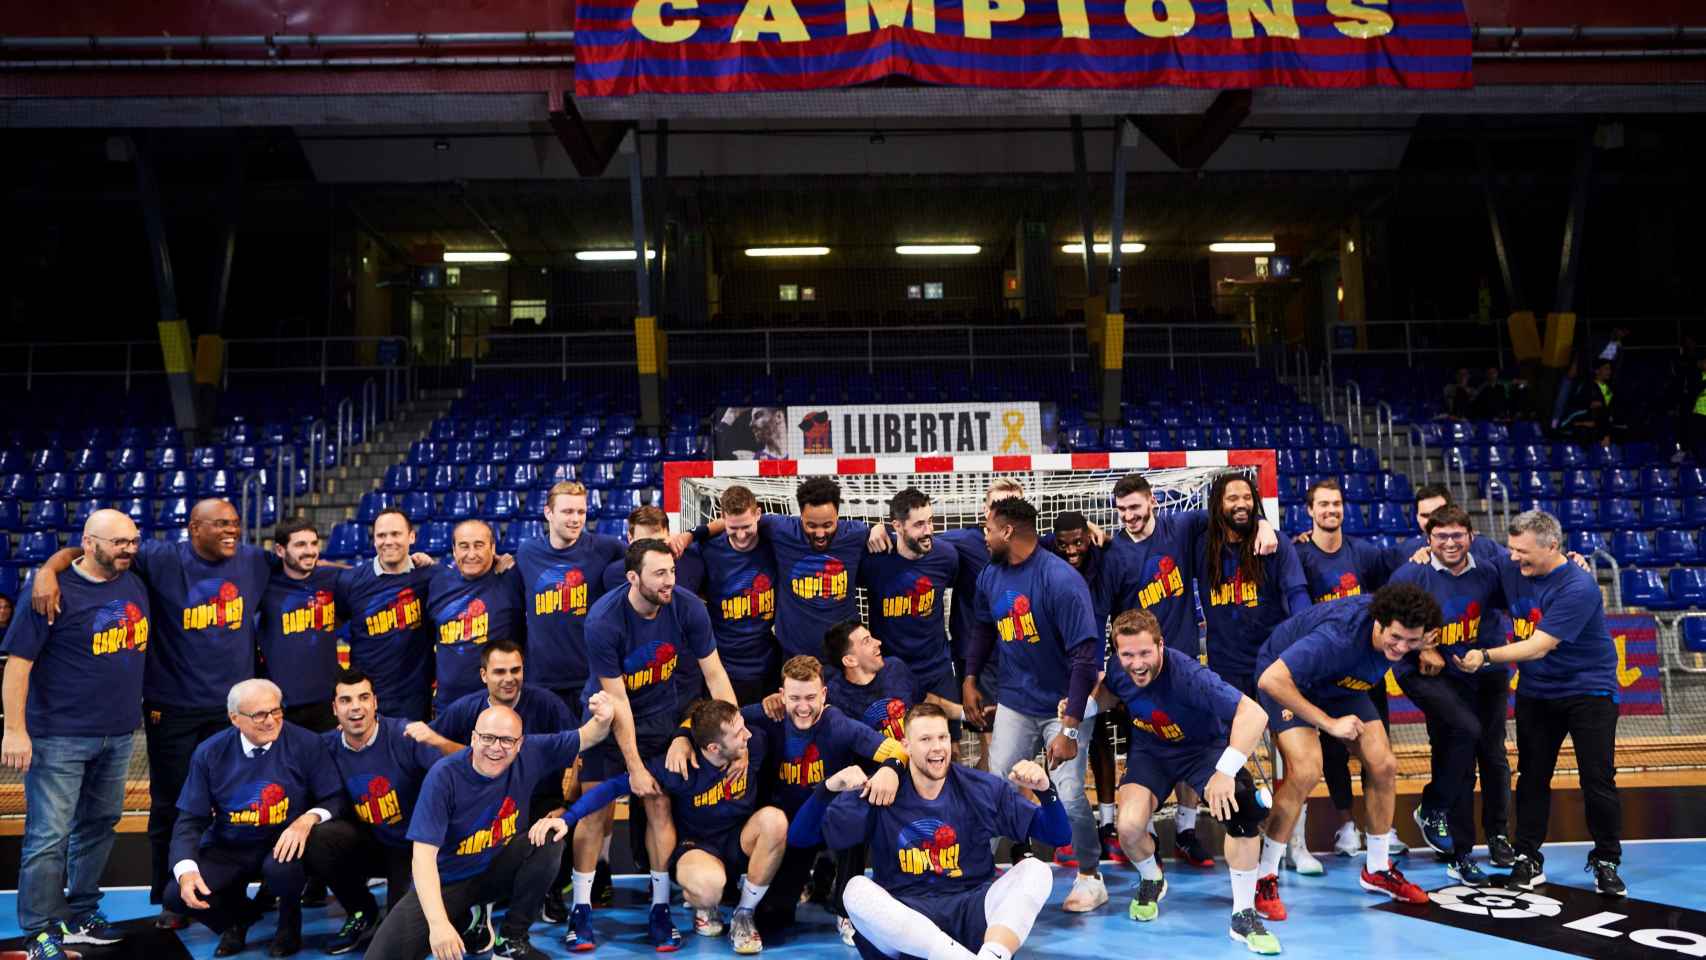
top-left (364, 692), bottom-right (616, 960)
top-left (165, 679), bottom-right (343, 957)
top-left (32, 498), bottom-right (273, 926)
top-left (4, 509), bottom-right (151, 959)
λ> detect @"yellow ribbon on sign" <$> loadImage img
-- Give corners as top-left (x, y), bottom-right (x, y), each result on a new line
top-left (1000, 410), bottom-right (1029, 453)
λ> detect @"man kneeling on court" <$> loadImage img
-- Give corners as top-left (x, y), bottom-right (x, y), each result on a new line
top-left (1097, 610), bottom-right (1279, 954)
top-left (363, 692), bottom-right (613, 960)
top-left (789, 703), bottom-right (1067, 960)
top-left (1253, 584), bottom-right (1441, 919)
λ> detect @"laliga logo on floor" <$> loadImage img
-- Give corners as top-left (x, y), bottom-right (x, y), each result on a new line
top-left (1430, 884), bottom-right (1563, 919)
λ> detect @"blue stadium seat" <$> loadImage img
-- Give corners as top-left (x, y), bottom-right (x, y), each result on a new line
top-left (228, 446), bottom-right (261, 470)
top-left (1560, 498), bottom-right (1599, 531)
top-left (397, 492), bottom-right (435, 525)
top-left (1561, 469), bottom-right (1598, 496)
top-left (119, 471), bottom-right (154, 498)
top-left (439, 490), bottom-right (477, 522)
top-left (188, 446), bottom-right (223, 470)
top-left (1515, 470), bottom-right (1555, 498)
top-left (447, 441), bottom-right (474, 465)
top-left (1684, 618), bottom-right (1706, 654)
top-left (109, 447), bottom-right (143, 472)
top-left (1276, 449), bottom-right (1303, 476)
top-left (160, 470), bottom-right (195, 496)
top-left (570, 416), bottom-right (602, 440)
top-left (66, 498), bottom-right (104, 532)
top-left (523, 490), bottom-right (551, 516)
top-left (16, 530), bottom-right (60, 565)
top-left (1568, 529), bottom-right (1609, 558)
top-left (481, 490), bottom-right (521, 523)
top-left (1552, 443), bottom-right (1587, 469)
top-left (505, 464), bottom-right (538, 490)
top-left (594, 517), bottom-right (627, 538)
top-left (417, 522), bottom-right (452, 556)
top-left (322, 521), bottom-right (363, 561)
top-left (1341, 504), bottom-right (1375, 537)
top-left (556, 438), bottom-right (589, 464)
top-left (383, 464), bottom-right (418, 492)
top-left (1346, 447), bottom-right (1378, 474)
top-left (1654, 530), bottom-right (1699, 566)
top-left (1670, 568), bottom-right (1706, 607)
top-left (1684, 497), bottom-right (1706, 529)
top-left (488, 440), bottom-right (517, 465)
top-left (30, 450), bottom-right (65, 473)
top-left (1379, 473), bottom-right (1413, 503)
top-left (1680, 466), bottom-right (1706, 497)
top-left (152, 447), bottom-right (184, 471)
top-left (1601, 498), bottom-right (1639, 529)
top-left (1340, 474), bottom-right (1376, 503)
top-left (603, 489), bottom-right (645, 517)
top-left (1514, 444), bottom-right (1549, 469)
top-left (620, 462), bottom-right (659, 489)
top-left (0, 449), bottom-right (22, 474)
top-left (590, 436), bottom-right (627, 463)
top-left (1278, 475), bottom-right (1303, 505)
top-left (502, 520), bottom-right (547, 553)
top-left (1588, 444), bottom-right (1624, 469)
top-left (1478, 422), bottom-right (1509, 446)
top-left (38, 472), bottom-right (74, 499)
top-left (426, 464), bottom-right (458, 493)
top-left (1515, 497), bottom-right (1560, 519)
top-left (503, 418), bottom-right (533, 441)
top-left (1102, 428), bottom-right (1135, 453)
top-left (1641, 466), bottom-right (1676, 495)
top-left (605, 415), bottom-right (638, 439)
top-left (630, 436), bottom-right (663, 462)
top-left (3, 473), bottom-right (37, 499)
top-left (468, 419), bottom-right (495, 441)
top-left (1140, 429), bottom-right (1170, 452)
top-left (198, 469), bottom-right (235, 497)
top-left (538, 463), bottom-right (578, 488)
top-left (408, 441), bottom-right (436, 466)
top-left (535, 418), bottom-right (566, 440)
top-left (1643, 497), bottom-right (1683, 530)
top-left (1319, 424), bottom-right (1349, 449)
top-left (27, 500), bottom-right (66, 532)
top-left (464, 463), bottom-right (495, 492)
top-left (429, 419), bottom-right (456, 441)
top-left (1611, 529), bottom-right (1653, 567)
top-left (155, 497), bottom-right (191, 529)
top-left (69, 447), bottom-right (104, 473)
top-left (1482, 446), bottom-right (1512, 472)
top-left (663, 434), bottom-right (701, 461)
top-left (116, 498), bottom-right (152, 532)
top-left (1208, 427), bottom-right (1238, 450)
top-left (1621, 569), bottom-right (1675, 610)
top-left (1247, 425), bottom-right (1277, 449)
top-left (584, 462), bottom-right (621, 491)
top-left (521, 439), bottom-right (553, 464)
top-left (1375, 502), bottom-right (1412, 535)
top-left (82, 472), bottom-right (115, 499)
top-left (355, 491), bottom-right (391, 525)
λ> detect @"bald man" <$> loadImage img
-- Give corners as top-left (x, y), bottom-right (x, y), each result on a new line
top-left (32, 498), bottom-right (273, 921)
top-left (366, 693), bottom-right (615, 960)
top-left (426, 520), bottom-right (527, 707)
top-left (4, 510), bottom-right (152, 954)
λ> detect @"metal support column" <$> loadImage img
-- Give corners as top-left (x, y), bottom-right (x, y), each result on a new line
top-left (1555, 125), bottom-right (1595, 316)
top-left (1476, 136), bottom-right (1524, 311)
top-left (1099, 118), bottom-right (1131, 429)
top-left (626, 132), bottom-right (663, 431)
top-left (651, 120), bottom-right (671, 323)
top-left (1070, 116), bottom-right (1097, 299)
top-left (129, 135), bottom-right (199, 439)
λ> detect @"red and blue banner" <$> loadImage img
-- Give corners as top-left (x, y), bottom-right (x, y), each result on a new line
top-left (1388, 612), bottom-right (1665, 725)
top-left (574, 0), bottom-right (1473, 96)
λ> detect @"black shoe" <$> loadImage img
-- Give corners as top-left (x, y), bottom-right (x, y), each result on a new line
top-left (214, 925), bottom-right (249, 958)
top-left (494, 930), bottom-right (549, 959)
top-left (301, 880), bottom-right (329, 909)
top-left (155, 910), bottom-right (190, 931)
top-left (542, 888), bottom-right (568, 924)
top-left (1005, 841), bottom-right (1034, 866)
top-left (325, 910), bottom-right (380, 955)
top-left (1174, 828), bottom-right (1215, 868)
top-left (269, 918), bottom-right (302, 957)
top-left (808, 855), bottom-right (836, 905)
top-left (1588, 860), bottom-right (1627, 898)
top-left (252, 891), bottom-right (278, 913)
top-left (462, 902), bottom-right (497, 955)
top-left (592, 861), bottom-right (614, 908)
top-left (1507, 854), bottom-right (1546, 890)
top-left (1487, 834), bottom-right (1517, 868)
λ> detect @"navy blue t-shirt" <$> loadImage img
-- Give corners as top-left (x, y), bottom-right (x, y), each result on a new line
top-left (938, 528), bottom-right (992, 663)
top-left (431, 685), bottom-right (575, 743)
top-left (858, 546), bottom-right (959, 685)
top-left (604, 545), bottom-right (708, 698)
top-left (322, 717), bottom-right (445, 849)
top-left (514, 535), bottom-right (626, 693)
top-left (649, 726), bottom-right (770, 848)
top-left (697, 533), bottom-right (780, 681)
top-left (1104, 646), bottom-right (1242, 752)
top-left (760, 514), bottom-right (869, 659)
top-left (1389, 558), bottom-right (1508, 684)
top-left (427, 565), bottom-right (526, 706)
top-left (583, 587), bottom-right (716, 720)
top-left (973, 547), bottom-right (1100, 718)
top-left (1392, 533), bottom-right (1511, 653)
top-left (823, 763), bottom-right (1037, 899)
top-left (826, 658), bottom-right (921, 741)
top-left (1256, 594), bottom-right (1390, 697)
top-left (742, 703), bottom-right (902, 816)
top-left (134, 540), bottom-right (271, 710)
top-left (407, 731), bottom-right (583, 883)
top-left (335, 561), bottom-right (436, 709)
top-left (1197, 536), bottom-right (1311, 684)
top-left (1295, 535), bottom-right (1393, 604)
top-left (1108, 511), bottom-right (1210, 656)
top-left (2, 566), bottom-right (150, 737)
top-left (173, 723), bottom-right (342, 859)
top-left (258, 566), bottom-right (342, 708)
top-left (1495, 554), bottom-right (1617, 700)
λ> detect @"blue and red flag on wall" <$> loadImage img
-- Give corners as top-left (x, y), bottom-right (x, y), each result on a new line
top-left (574, 0), bottom-right (1473, 96)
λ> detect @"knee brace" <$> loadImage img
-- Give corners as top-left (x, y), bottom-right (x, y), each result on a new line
top-left (1214, 771), bottom-right (1270, 838)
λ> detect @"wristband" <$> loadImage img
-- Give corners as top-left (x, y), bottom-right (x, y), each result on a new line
top-left (1214, 747), bottom-right (1248, 778)
top-left (1035, 785), bottom-right (1059, 806)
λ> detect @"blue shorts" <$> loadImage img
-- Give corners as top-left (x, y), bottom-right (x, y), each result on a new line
top-left (853, 883), bottom-right (990, 960)
top-left (1260, 685), bottom-right (1382, 735)
top-left (580, 709), bottom-right (678, 782)
top-left (1119, 741), bottom-right (1228, 800)
top-left (668, 831), bottom-right (749, 878)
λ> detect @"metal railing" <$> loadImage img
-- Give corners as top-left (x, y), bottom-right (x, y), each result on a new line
top-left (306, 419), bottom-right (327, 494)
top-left (0, 335), bottom-right (412, 392)
top-left (237, 472), bottom-right (265, 546)
top-left (1591, 549), bottom-right (1623, 608)
top-left (273, 445), bottom-right (298, 521)
top-left (1484, 475), bottom-right (1512, 540)
top-left (335, 398), bottom-right (356, 470)
top-left (1326, 318), bottom-right (1509, 369)
top-left (1374, 400), bottom-right (1394, 467)
top-left (1343, 380), bottom-right (1363, 447)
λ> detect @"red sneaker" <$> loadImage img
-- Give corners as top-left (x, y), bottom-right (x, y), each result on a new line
top-left (1173, 828), bottom-right (1215, 868)
top-left (1053, 845), bottom-right (1080, 868)
top-left (1360, 866), bottom-right (1428, 904)
top-left (1255, 874), bottom-right (1287, 921)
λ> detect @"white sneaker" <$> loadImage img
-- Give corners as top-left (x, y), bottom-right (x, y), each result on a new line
top-left (1285, 834), bottom-right (1324, 876)
top-left (1385, 829), bottom-right (1409, 857)
top-left (837, 916), bottom-right (857, 947)
top-left (1063, 873), bottom-right (1109, 913)
top-left (693, 907), bottom-right (724, 937)
top-left (1333, 822), bottom-right (1363, 857)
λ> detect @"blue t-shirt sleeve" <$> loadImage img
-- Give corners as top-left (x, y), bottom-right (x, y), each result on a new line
top-left (1537, 575), bottom-right (1599, 649)
top-left (834, 519), bottom-right (870, 548)
top-left (683, 597), bottom-right (716, 660)
top-left (988, 772), bottom-right (1040, 841)
top-left (406, 765), bottom-right (453, 847)
top-left (1186, 660), bottom-right (1244, 725)
top-left (1276, 632), bottom-right (1339, 688)
top-left (585, 608), bottom-right (623, 681)
top-left (820, 789), bottom-right (869, 852)
top-left (1046, 561), bottom-right (1100, 652)
top-left (429, 700), bottom-right (470, 741)
top-left (0, 602), bottom-right (49, 661)
top-left (133, 539), bottom-right (174, 582)
top-left (527, 730), bottom-right (585, 769)
top-left (601, 561), bottom-right (626, 595)
top-left (831, 708), bottom-right (889, 763)
top-left (176, 749), bottom-right (214, 816)
top-left (410, 732), bottom-right (447, 776)
top-left (972, 567), bottom-right (996, 626)
top-left (305, 738), bottom-right (345, 813)
top-left (1273, 539), bottom-right (1312, 614)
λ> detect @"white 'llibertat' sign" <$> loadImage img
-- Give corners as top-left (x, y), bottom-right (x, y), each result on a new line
top-left (785, 403), bottom-right (1044, 459)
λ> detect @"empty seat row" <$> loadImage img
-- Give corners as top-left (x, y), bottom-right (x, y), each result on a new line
top-left (1621, 568), bottom-right (1706, 610)
top-left (1283, 502), bottom-right (1416, 537)
top-left (1, 467), bottom-right (308, 502)
top-left (381, 461), bottom-right (660, 494)
top-left (357, 487), bottom-right (660, 527)
top-left (1278, 472), bottom-right (1414, 505)
top-left (322, 516), bottom-right (631, 561)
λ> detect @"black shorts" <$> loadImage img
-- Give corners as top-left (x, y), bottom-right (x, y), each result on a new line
top-left (1261, 686), bottom-right (1382, 735)
top-left (579, 709), bottom-right (679, 782)
top-left (731, 670), bottom-right (780, 708)
top-left (668, 832), bottom-right (749, 879)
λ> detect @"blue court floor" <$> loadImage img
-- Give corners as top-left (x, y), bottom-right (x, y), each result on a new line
top-left (4, 840), bottom-right (1701, 958)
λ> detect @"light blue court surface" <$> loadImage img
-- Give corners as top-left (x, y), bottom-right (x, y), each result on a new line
top-left (4, 840), bottom-right (1701, 959)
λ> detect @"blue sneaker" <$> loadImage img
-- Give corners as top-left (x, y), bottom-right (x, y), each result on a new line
top-left (26, 931), bottom-right (67, 960)
top-left (1447, 857), bottom-right (1490, 886)
top-left (1412, 805), bottom-right (1453, 856)
top-left (648, 903), bottom-right (681, 953)
top-left (565, 903), bottom-right (599, 953)
top-left (61, 912), bottom-right (125, 946)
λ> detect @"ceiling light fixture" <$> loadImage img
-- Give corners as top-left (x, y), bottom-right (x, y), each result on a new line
top-left (1061, 241), bottom-right (1147, 255)
top-left (744, 246), bottom-right (831, 257)
top-left (443, 251), bottom-right (511, 263)
top-left (575, 249), bottom-right (656, 261)
top-left (1209, 241), bottom-right (1277, 254)
top-left (896, 244), bottom-right (981, 256)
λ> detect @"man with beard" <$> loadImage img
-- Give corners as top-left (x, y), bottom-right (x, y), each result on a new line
top-left (1253, 585), bottom-right (1441, 921)
top-left (1047, 512), bottom-right (1121, 866)
top-left (1387, 506), bottom-right (1512, 882)
top-left (824, 621), bottom-right (965, 740)
top-left (1196, 474), bottom-right (1311, 698)
top-left (334, 509), bottom-right (438, 723)
top-left (32, 498), bottom-right (273, 924)
top-left (307, 668), bottom-right (447, 954)
top-left (962, 498), bottom-right (1105, 913)
top-left (259, 518), bottom-right (344, 734)
top-left (684, 486), bottom-right (782, 706)
top-left (4, 510), bottom-right (151, 956)
top-left (427, 520), bottom-right (527, 707)
top-left (569, 540), bottom-right (738, 952)
top-left (609, 506), bottom-right (708, 702)
top-left (939, 480), bottom-right (1025, 765)
top-left (1105, 474), bottom-right (1279, 871)
top-left (1290, 478), bottom-right (1398, 874)
top-left (857, 489), bottom-right (960, 718)
top-left (1098, 610), bottom-right (1278, 954)
top-left (791, 703), bottom-right (1067, 960)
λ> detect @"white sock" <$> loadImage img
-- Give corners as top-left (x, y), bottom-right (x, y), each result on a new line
top-left (1176, 806), bottom-right (1198, 832)
top-left (1099, 803), bottom-right (1116, 826)
top-left (1134, 855), bottom-right (1163, 882)
top-left (1230, 868), bottom-right (1258, 913)
top-left (738, 878), bottom-right (768, 912)
top-left (978, 943), bottom-right (1014, 960)
top-left (651, 870), bottom-right (671, 906)
top-left (843, 876), bottom-right (977, 960)
top-left (1367, 831), bottom-right (1390, 873)
top-left (571, 870), bottom-right (594, 907)
top-left (1259, 835), bottom-right (1285, 877)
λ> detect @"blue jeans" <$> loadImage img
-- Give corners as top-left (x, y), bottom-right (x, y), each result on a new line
top-left (19, 734), bottom-right (134, 934)
top-left (987, 705), bottom-right (1098, 873)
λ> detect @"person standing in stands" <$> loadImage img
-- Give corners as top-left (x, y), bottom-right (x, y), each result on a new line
top-left (335, 509), bottom-right (437, 723)
top-left (31, 498), bottom-right (272, 926)
top-left (4, 509), bottom-right (151, 956)
top-left (260, 518), bottom-right (344, 734)
top-left (426, 520), bottom-right (527, 707)
top-left (680, 485), bottom-right (782, 706)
